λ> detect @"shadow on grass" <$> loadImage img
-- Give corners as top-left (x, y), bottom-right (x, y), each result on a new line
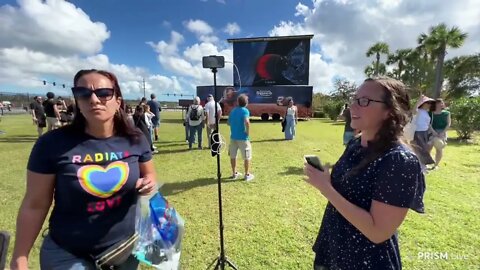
top-left (0, 134), bottom-right (37, 143)
top-left (155, 143), bottom-right (187, 148)
top-left (160, 177), bottom-right (241, 196)
top-left (280, 166), bottom-right (304, 176)
top-left (159, 119), bottom-right (185, 124)
top-left (443, 137), bottom-right (479, 147)
top-left (250, 138), bottom-right (285, 143)
top-left (156, 148), bottom-right (194, 154)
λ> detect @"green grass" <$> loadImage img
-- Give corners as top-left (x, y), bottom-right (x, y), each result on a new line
top-left (0, 112), bottom-right (479, 270)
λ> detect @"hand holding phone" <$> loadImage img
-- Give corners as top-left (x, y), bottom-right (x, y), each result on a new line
top-left (304, 155), bottom-right (324, 171)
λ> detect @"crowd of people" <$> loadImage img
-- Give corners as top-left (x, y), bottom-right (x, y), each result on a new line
top-left (28, 93), bottom-right (75, 137)
top-left (8, 69), bottom-right (451, 269)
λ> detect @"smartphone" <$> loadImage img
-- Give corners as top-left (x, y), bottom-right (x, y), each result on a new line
top-left (304, 155), bottom-right (324, 171)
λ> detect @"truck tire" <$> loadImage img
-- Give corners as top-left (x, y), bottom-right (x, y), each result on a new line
top-left (272, 113), bottom-right (281, 121)
top-left (261, 113), bottom-right (269, 121)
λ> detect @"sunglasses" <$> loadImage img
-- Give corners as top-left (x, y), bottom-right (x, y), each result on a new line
top-left (350, 97), bottom-right (386, 107)
top-left (71, 87), bottom-right (115, 101)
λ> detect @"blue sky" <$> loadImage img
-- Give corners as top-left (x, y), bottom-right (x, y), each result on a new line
top-left (0, 0), bottom-right (478, 101)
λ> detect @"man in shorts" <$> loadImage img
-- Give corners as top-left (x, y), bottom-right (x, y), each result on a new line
top-left (228, 94), bottom-right (254, 181)
top-left (147, 94), bottom-right (161, 141)
top-left (30, 96), bottom-right (47, 137)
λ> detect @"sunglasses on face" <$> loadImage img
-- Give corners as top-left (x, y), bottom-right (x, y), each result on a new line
top-left (71, 87), bottom-right (115, 101)
top-left (350, 97), bottom-right (386, 107)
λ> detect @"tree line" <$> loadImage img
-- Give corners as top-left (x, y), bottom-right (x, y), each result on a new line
top-left (312, 23), bottom-right (480, 140)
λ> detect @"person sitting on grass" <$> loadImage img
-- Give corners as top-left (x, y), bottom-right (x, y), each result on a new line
top-left (305, 77), bottom-right (425, 270)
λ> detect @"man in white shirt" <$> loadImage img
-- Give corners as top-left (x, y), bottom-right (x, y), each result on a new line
top-left (204, 94), bottom-right (222, 148)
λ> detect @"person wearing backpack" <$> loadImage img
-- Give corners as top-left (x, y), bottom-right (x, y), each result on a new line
top-left (185, 96), bottom-right (205, 150)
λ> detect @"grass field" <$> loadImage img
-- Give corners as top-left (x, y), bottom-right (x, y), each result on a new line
top-left (0, 112), bottom-right (479, 270)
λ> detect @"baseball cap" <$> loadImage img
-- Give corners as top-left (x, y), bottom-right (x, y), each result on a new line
top-left (208, 94), bottom-right (213, 97)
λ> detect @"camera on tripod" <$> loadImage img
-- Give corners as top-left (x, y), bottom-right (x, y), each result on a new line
top-left (202, 55), bottom-right (225, 69)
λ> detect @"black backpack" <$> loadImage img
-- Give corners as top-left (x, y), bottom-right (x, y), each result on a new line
top-left (189, 105), bottom-right (200, 121)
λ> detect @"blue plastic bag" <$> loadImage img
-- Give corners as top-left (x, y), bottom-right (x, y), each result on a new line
top-left (134, 192), bottom-right (184, 269)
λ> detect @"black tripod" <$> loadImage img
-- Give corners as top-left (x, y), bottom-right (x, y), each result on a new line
top-left (207, 67), bottom-right (238, 270)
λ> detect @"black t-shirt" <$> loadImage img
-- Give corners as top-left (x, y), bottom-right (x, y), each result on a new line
top-left (342, 108), bottom-right (354, 132)
top-left (313, 138), bottom-right (425, 270)
top-left (43, 99), bottom-right (56, 117)
top-left (30, 102), bottom-right (45, 119)
top-left (66, 104), bottom-right (75, 114)
top-left (27, 128), bottom-right (152, 255)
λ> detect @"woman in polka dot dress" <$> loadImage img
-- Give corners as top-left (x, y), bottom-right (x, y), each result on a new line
top-left (305, 77), bottom-right (426, 270)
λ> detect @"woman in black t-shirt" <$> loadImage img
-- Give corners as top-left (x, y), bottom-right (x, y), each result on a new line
top-left (10, 69), bottom-right (157, 270)
top-left (305, 77), bottom-right (425, 270)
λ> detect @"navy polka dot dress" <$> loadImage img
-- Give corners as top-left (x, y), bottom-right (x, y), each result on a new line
top-left (313, 138), bottom-right (426, 270)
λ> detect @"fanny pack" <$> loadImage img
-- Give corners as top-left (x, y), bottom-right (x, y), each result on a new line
top-left (47, 231), bottom-right (138, 270)
top-left (92, 233), bottom-right (139, 270)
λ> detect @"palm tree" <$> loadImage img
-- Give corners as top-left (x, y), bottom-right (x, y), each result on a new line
top-left (364, 62), bottom-right (386, 77)
top-left (423, 23), bottom-right (468, 98)
top-left (366, 42), bottom-right (390, 76)
top-left (387, 49), bottom-right (411, 79)
top-left (364, 65), bottom-right (375, 77)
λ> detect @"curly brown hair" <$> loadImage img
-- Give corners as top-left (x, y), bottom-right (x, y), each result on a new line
top-left (347, 77), bottom-right (411, 176)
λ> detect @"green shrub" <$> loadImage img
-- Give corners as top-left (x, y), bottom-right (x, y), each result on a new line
top-left (313, 110), bottom-right (326, 118)
top-left (323, 101), bottom-right (344, 120)
top-left (449, 97), bottom-right (480, 140)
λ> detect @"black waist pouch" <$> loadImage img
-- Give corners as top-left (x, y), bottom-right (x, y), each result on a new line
top-left (92, 233), bottom-right (139, 270)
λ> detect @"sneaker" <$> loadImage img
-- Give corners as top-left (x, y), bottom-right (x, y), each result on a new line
top-left (152, 150), bottom-right (159, 154)
top-left (152, 145), bottom-right (157, 149)
top-left (244, 173), bottom-right (254, 181)
top-left (231, 172), bottom-right (243, 180)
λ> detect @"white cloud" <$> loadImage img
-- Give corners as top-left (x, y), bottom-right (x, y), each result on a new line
top-left (184, 19), bottom-right (213, 35)
top-left (224, 22), bottom-right (241, 36)
top-left (0, 0), bottom-right (110, 56)
top-left (184, 19), bottom-right (219, 43)
top-left (216, 0), bottom-right (226, 4)
top-left (295, 3), bottom-right (311, 17)
top-left (268, 0), bottom-right (480, 92)
top-left (183, 43), bottom-right (220, 62)
top-left (146, 31), bottom-right (184, 56)
top-left (0, 1), bottom-right (184, 98)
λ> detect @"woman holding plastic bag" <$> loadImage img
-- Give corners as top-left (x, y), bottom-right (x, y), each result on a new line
top-left (134, 192), bottom-right (185, 270)
top-left (10, 69), bottom-right (157, 270)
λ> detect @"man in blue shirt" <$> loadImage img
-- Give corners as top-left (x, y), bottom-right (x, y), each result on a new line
top-left (147, 94), bottom-right (161, 141)
top-left (228, 94), bottom-right (254, 181)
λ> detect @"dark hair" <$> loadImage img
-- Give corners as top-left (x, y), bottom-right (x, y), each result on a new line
top-left (66, 69), bottom-right (142, 143)
top-left (347, 77), bottom-right (411, 177)
top-left (238, 94), bottom-right (248, 107)
top-left (135, 105), bottom-right (144, 113)
top-left (150, 93), bottom-right (156, 99)
top-left (430, 98), bottom-right (444, 112)
top-left (46, 92), bottom-right (55, 99)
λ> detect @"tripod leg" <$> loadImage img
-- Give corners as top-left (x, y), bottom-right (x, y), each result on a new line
top-left (214, 258), bottom-right (221, 270)
top-left (224, 257), bottom-right (239, 270)
top-left (206, 257), bottom-right (220, 270)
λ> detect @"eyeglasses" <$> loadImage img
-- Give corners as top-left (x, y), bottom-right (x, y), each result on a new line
top-left (350, 97), bottom-right (386, 107)
top-left (71, 87), bottom-right (115, 101)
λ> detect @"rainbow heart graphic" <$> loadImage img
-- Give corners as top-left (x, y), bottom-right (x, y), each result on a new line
top-left (77, 161), bottom-right (130, 198)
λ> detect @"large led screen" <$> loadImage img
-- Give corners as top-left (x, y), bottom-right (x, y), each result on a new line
top-left (232, 37), bottom-right (311, 87)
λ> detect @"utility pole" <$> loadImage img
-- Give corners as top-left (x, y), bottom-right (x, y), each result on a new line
top-left (143, 78), bottom-right (146, 99)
